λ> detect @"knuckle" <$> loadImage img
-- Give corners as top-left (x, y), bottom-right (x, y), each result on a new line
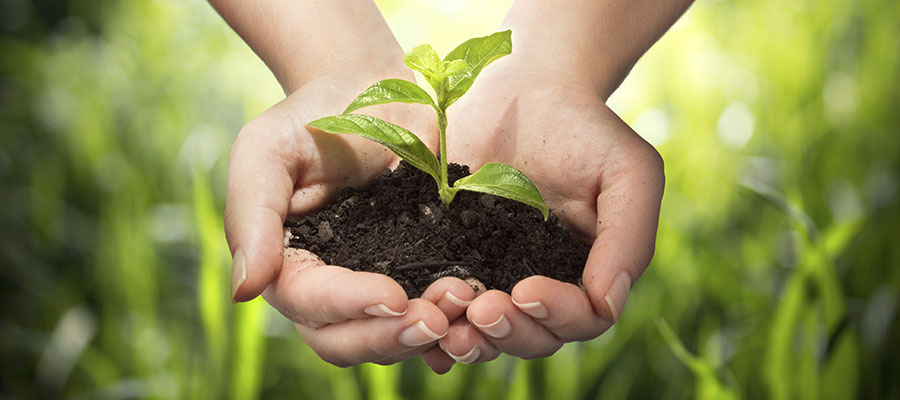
top-left (373, 357), bottom-right (402, 366)
top-left (633, 139), bottom-right (664, 173)
top-left (237, 111), bottom-right (279, 142)
top-left (646, 238), bottom-right (658, 261)
top-left (520, 350), bottom-right (553, 360)
top-left (231, 118), bottom-right (265, 159)
top-left (402, 306), bottom-right (432, 324)
top-left (366, 273), bottom-right (404, 296)
top-left (232, 113), bottom-right (304, 168)
top-left (525, 342), bottom-right (563, 359)
top-left (307, 342), bottom-right (351, 368)
top-left (636, 141), bottom-right (666, 186)
top-left (481, 349), bottom-right (502, 363)
top-left (319, 354), bottom-right (353, 368)
top-left (222, 204), bottom-right (240, 248)
top-left (302, 319), bottom-right (327, 329)
top-left (507, 338), bottom-right (563, 360)
top-left (566, 326), bottom-right (607, 342)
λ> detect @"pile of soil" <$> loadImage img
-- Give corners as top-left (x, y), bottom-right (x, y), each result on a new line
top-left (284, 161), bottom-right (590, 298)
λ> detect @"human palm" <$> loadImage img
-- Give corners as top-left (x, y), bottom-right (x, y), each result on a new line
top-left (227, 73), bottom-right (457, 366)
top-left (418, 58), bottom-right (665, 371)
top-left (215, 0), bottom-right (683, 373)
top-left (229, 60), bottom-right (664, 370)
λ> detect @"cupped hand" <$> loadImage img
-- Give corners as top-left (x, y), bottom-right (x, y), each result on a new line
top-left (225, 71), bottom-right (451, 366)
top-left (419, 54), bottom-right (665, 373)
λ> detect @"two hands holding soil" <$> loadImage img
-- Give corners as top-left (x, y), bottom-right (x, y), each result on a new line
top-left (210, 0), bottom-right (691, 373)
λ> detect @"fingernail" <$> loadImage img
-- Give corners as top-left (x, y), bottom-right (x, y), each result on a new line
top-left (604, 271), bottom-right (632, 323)
top-left (443, 291), bottom-right (472, 307)
top-left (472, 314), bottom-right (511, 338)
top-left (231, 249), bottom-right (247, 303)
top-left (441, 344), bottom-right (481, 364)
top-left (399, 320), bottom-right (445, 347)
top-left (511, 298), bottom-right (548, 319)
top-left (364, 304), bottom-right (407, 317)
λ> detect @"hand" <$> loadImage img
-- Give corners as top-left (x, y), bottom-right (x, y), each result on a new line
top-left (226, 72), bottom-right (451, 366)
top-left (212, 0), bottom-right (462, 367)
top-left (418, 53), bottom-right (665, 373)
top-left (212, 0), bottom-right (685, 372)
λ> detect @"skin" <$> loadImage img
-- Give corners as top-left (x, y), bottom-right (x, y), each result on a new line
top-left (230, 76), bottom-right (452, 365)
top-left (419, 52), bottom-right (665, 372)
top-left (211, 0), bottom-right (450, 365)
top-left (416, 0), bottom-right (693, 373)
top-left (210, 0), bottom-right (692, 370)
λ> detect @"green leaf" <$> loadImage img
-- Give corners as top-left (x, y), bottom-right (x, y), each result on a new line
top-left (403, 44), bottom-right (440, 76)
top-left (425, 60), bottom-right (472, 101)
top-left (445, 30), bottom-right (513, 72)
top-left (403, 44), bottom-right (446, 95)
top-left (307, 114), bottom-right (440, 182)
top-left (452, 162), bottom-right (549, 220)
top-left (441, 30), bottom-right (512, 107)
top-left (343, 79), bottom-right (437, 114)
top-left (441, 74), bottom-right (475, 108)
top-left (437, 60), bottom-right (469, 78)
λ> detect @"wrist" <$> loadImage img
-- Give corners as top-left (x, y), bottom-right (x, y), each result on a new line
top-left (501, 0), bottom-right (693, 101)
top-left (480, 40), bottom-right (607, 104)
top-left (501, 20), bottom-right (627, 102)
top-left (211, 0), bottom-right (409, 95)
top-left (285, 48), bottom-right (411, 95)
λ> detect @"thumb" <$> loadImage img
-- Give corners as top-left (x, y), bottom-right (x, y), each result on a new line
top-left (583, 143), bottom-right (664, 323)
top-left (225, 116), bottom-right (304, 303)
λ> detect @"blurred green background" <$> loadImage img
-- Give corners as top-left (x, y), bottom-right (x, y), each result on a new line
top-left (1, 0), bottom-right (898, 398)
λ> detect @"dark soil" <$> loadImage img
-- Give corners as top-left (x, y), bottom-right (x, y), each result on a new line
top-left (284, 161), bottom-right (590, 298)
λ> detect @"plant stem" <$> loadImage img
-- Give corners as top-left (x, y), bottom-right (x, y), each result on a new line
top-left (437, 108), bottom-right (452, 207)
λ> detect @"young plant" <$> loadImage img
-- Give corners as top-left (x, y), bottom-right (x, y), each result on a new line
top-left (307, 30), bottom-right (548, 220)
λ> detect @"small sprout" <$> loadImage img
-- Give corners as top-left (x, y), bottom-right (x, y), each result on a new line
top-left (307, 30), bottom-right (549, 220)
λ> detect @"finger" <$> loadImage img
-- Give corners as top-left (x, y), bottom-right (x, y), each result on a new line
top-left (438, 317), bottom-right (501, 365)
top-left (225, 111), bottom-right (311, 303)
top-left (420, 277), bottom-right (477, 321)
top-left (421, 346), bottom-right (455, 374)
top-left (583, 132), bottom-right (665, 323)
top-left (466, 290), bottom-right (562, 359)
top-left (510, 276), bottom-right (611, 341)
top-left (263, 248), bottom-right (408, 327)
top-left (297, 298), bottom-right (448, 367)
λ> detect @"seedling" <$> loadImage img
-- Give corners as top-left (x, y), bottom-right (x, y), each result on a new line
top-left (308, 30), bottom-right (548, 219)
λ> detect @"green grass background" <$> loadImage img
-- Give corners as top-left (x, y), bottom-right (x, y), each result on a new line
top-left (1, 0), bottom-right (898, 398)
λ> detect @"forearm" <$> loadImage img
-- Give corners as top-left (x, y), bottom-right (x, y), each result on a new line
top-left (502, 0), bottom-right (694, 100)
top-left (209, 0), bottom-right (407, 94)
